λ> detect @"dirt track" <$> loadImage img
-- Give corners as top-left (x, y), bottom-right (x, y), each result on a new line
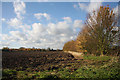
top-left (65, 51), bottom-right (83, 59)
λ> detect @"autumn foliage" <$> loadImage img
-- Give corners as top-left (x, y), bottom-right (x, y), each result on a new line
top-left (63, 6), bottom-right (119, 56)
top-left (63, 40), bottom-right (77, 52)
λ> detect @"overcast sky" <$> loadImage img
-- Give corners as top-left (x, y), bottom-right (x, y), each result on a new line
top-left (0, 0), bottom-right (119, 49)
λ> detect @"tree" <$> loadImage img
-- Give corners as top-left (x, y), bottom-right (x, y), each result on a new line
top-left (19, 47), bottom-right (26, 50)
top-left (47, 47), bottom-right (51, 51)
top-left (77, 6), bottom-right (118, 56)
top-left (63, 40), bottom-right (77, 52)
top-left (2, 47), bottom-right (9, 51)
top-left (76, 26), bottom-right (88, 53)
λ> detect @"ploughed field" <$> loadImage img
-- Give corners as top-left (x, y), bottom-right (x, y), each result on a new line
top-left (2, 51), bottom-right (120, 79)
top-left (3, 51), bottom-right (80, 71)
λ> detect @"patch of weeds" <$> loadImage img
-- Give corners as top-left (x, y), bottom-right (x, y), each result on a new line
top-left (57, 68), bottom-right (71, 78)
top-left (35, 72), bottom-right (47, 78)
top-left (74, 62), bottom-right (120, 78)
top-left (2, 69), bottom-right (17, 79)
top-left (17, 71), bottom-right (29, 79)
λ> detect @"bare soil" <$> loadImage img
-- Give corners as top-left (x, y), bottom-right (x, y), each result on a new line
top-left (2, 51), bottom-right (83, 71)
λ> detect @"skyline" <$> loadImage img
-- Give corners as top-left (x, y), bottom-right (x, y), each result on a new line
top-left (0, 1), bottom-right (119, 49)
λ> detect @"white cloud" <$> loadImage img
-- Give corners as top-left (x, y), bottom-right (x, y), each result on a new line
top-left (7, 18), bottom-right (31, 32)
top-left (73, 4), bottom-right (78, 9)
top-left (34, 13), bottom-right (51, 20)
top-left (73, 20), bottom-right (83, 28)
top-left (63, 17), bottom-right (72, 23)
top-left (1, 31), bottom-right (27, 48)
top-left (2, 0), bottom-right (30, 48)
top-left (9, 31), bottom-right (27, 41)
top-left (47, 20), bottom-right (72, 36)
top-left (1, 18), bottom-right (6, 22)
top-left (45, 17), bottom-right (82, 48)
top-left (113, 6), bottom-right (118, 14)
top-left (5, 0), bottom-right (79, 49)
top-left (0, 41), bottom-right (10, 47)
top-left (19, 24), bottom-right (31, 32)
top-left (28, 23), bottom-right (45, 37)
top-left (3, 16), bottom-right (83, 49)
top-left (8, 18), bottom-right (22, 28)
top-left (113, 5), bottom-right (120, 17)
top-left (74, 0), bottom-right (102, 13)
top-left (3, 0), bottom-right (84, 49)
top-left (79, 2), bottom-right (101, 13)
top-left (7, 1), bottom-right (30, 32)
top-left (1, 34), bottom-right (11, 41)
top-left (2, 0), bottom-right (84, 49)
top-left (7, 0), bottom-right (26, 30)
top-left (13, 1), bottom-right (26, 19)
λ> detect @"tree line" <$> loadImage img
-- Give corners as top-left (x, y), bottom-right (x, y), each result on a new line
top-left (63, 6), bottom-right (120, 56)
top-left (2, 47), bottom-right (62, 51)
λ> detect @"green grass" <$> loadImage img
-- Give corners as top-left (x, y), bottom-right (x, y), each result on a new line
top-left (83, 55), bottom-right (112, 61)
top-left (2, 55), bottom-right (120, 79)
top-left (74, 63), bottom-right (120, 78)
top-left (3, 64), bottom-right (120, 79)
top-left (2, 69), bottom-right (17, 79)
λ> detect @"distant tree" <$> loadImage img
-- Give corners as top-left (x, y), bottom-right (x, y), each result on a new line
top-left (51, 48), bottom-right (54, 51)
top-left (2, 47), bottom-right (9, 51)
top-left (19, 47), bottom-right (25, 50)
top-left (37, 48), bottom-right (41, 51)
top-left (32, 47), bottom-right (36, 51)
top-left (41, 48), bottom-right (46, 51)
top-left (47, 47), bottom-right (51, 51)
top-left (56, 49), bottom-right (60, 51)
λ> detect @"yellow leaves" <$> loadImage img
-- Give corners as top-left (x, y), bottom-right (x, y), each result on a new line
top-left (106, 6), bottom-right (109, 9)
top-left (63, 5), bottom-right (117, 56)
top-left (100, 6), bottom-right (103, 10)
top-left (77, 6), bottom-right (117, 55)
top-left (76, 30), bottom-right (88, 53)
top-left (63, 40), bottom-right (77, 52)
top-left (104, 6), bottom-right (106, 10)
top-left (111, 10), bottom-right (113, 15)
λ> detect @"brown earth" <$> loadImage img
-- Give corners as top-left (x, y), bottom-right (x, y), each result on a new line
top-left (2, 51), bottom-right (84, 72)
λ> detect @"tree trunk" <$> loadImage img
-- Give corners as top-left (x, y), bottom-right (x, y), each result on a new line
top-left (100, 51), bottom-right (104, 56)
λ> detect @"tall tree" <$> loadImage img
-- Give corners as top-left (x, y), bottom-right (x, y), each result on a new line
top-left (77, 6), bottom-right (118, 56)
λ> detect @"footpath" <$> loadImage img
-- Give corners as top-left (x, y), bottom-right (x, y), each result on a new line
top-left (65, 51), bottom-right (83, 59)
